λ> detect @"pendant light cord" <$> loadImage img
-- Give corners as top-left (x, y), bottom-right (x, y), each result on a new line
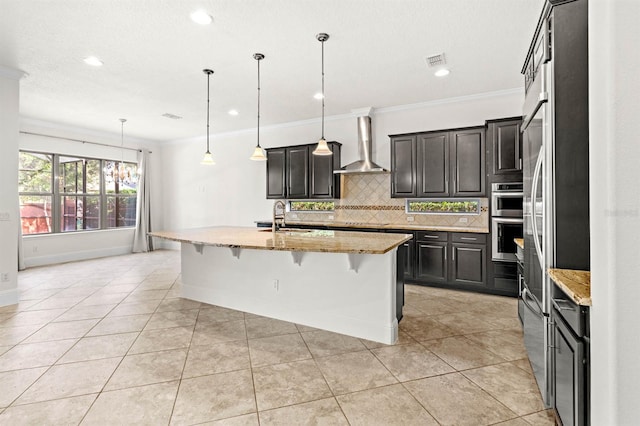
top-left (257, 57), bottom-right (261, 148)
top-left (321, 39), bottom-right (325, 140)
top-left (206, 73), bottom-right (211, 152)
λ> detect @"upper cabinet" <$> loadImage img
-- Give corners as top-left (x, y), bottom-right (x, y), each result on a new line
top-left (487, 117), bottom-right (523, 183)
top-left (266, 142), bottom-right (341, 199)
top-left (391, 126), bottom-right (485, 198)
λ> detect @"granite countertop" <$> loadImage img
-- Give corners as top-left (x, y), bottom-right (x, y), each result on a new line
top-left (150, 226), bottom-right (412, 255)
top-left (514, 238), bottom-right (524, 249)
top-left (255, 220), bottom-right (489, 234)
top-left (548, 268), bottom-right (592, 306)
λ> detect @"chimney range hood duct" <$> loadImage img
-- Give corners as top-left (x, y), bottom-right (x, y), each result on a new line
top-left (334, 114), bottom-right (386, 174)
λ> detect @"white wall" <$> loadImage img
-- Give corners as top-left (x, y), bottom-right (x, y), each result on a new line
top-left (158, 89), bottom-right (523, 235)
top-left (589, 0), bottom-right (640, 423)
top-left (18, 120), bottom-right (161, 267)
top-left (0, 66), bottom-right (24, 306)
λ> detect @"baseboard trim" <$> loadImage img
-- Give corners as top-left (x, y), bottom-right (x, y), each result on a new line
top-left (0, 288), bottom-right (19, 307)
top-left (24, 245), bottom-right (133, 268)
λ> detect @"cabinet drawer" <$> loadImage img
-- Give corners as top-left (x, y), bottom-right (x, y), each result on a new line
top-left (416, 231), bottom-right (448, 242)
top-left (451, 233), bottom-right (487, 244)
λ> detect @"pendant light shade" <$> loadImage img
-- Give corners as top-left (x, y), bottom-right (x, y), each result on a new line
top-left (250, 53), bottom-right (267, 161)
top-left (201, 68), bottom-right (215, 165)
top-left (313, 33), bottom-right (333, 156)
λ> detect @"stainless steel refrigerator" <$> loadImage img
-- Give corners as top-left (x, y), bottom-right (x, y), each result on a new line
top-left (520, 0), bottom-right (590, 409)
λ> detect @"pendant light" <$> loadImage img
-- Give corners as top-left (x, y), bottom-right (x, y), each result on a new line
top-left (313, 32), bottom-right (333, 156)
top-left (250, 53), bottom-right (267, 161)
top-left (104, 118), bottom-right (137, 186)
top-left (201, 68), bottom-right (215, 165)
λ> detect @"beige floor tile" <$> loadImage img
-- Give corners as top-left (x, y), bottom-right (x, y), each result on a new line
top-left (192, 319), bottom-right (247, 345)
top-left (58, 332), bottom-right (138, 364)
top-left (511, 358), bottom-right (534, 375)
top-left (494, 418), bottom-right (531, 425)
top-left (398, 316), bottom-right (460, 341)
top-left (260, 397), bottom-right (348, 425)
top-left (156, 298), bottom-right (202, 312)
top-left (16, 357), bottom-right (121, 404)
top-left (0, 308), bottom-right (68, 327)
top-left (253, 359), bottom-right (332, 411)
top-left (105, 348), bottom-right (187, 391)
top-left (316, 351), bottom-right (397, 395)
top-left (360, 330), bottom-right (416, 349)
top-left (92, 283), bottom-right (140, 294)
top-left (87, 313), bottom-right (151, 336)
top-left (197, 305), bottom-right (245, 323)
top-left (0, 339), bottom-right (77, 371)
top-left (0, 367), bottom-right (47, 408)
top-left (245, 317), bottom-right (298, 339)
top-left (183, 340), bottom-right (251, 378)
top-left (301, 330), bottom-right (367, 358)
top-left (295, 323), bottom-right (318, 333)
top-left (0, 394), bottom-right (96, 425)
top-left (54, 304), bottom-right (117, 322)
top-left (26, 296), bottom-right (87, 310)
top-left (462, 363), bottom-right (545, 416)
top-left (248, 333), bottom-right (312, 367)
top-left (76, 292), bottom-right (129, 307)
top-left (108, 300), bottom-right (162, 317)
top-left (371, 343), bottom-right (454, 381)
top-left (23, 319), bottom-right (99, 344)
top-left (0, 324), bottom-right (41, 346)
top-left (422, 335), bottom-right (507, 370)
top-left (82, 381), bottom-right (179, 425)
top-left (171, 370), bottom-right (256, 425)
top-left (145, 309), bottom-right (199, 330)
top-left (521, 409), bottom-right (556, 425)
top-left (433, 311), bottom-right (501, 334)
top-left (337, 384), bottom-right (437, 426)
top-left (128, 326), bottom-right (193, 354)
top-left (404, 372), bottom-right (518, 425)
top-left (465, 329), bottom-right (528, 361)
top-left (0, 345), bottom-right (11, 356)
top-left (123, 289), bottom-right (169, 302)
top-left (200, 413), bottom-right (259, 425)
top-left (407, 295), bottom-right (463, 316)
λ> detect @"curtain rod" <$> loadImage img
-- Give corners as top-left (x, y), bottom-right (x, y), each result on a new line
top-left (19, 131), bottom-right (153, 153)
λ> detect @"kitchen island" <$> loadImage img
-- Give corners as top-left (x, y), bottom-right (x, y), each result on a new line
top-left (149, 227), bottom-right (412, 344)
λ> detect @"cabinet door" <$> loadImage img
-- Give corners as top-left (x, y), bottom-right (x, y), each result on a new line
top-left (492, 120), bottom-right (522, 175)
top-left (310, 143), bottom-right (337, 198)
top-left (390, 136), bottom-right (416, 197)
top-left (402, 240), bottom-right (415, 279)
top-left (287, 146), bottom-right (309, 199)
top-left (417, 132), bottom-right (449, 197)
top-left (416, 242), bottom-right (448, 283)
top-left (450, 243), bottom-right (486, 286)
top-left (451, 128), bottom-right (485, 196)
top-left (266, 148), bottom-right (286, 199)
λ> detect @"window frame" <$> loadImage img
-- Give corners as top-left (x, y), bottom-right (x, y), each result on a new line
top-left (19, 150), bottom-right (139, 235)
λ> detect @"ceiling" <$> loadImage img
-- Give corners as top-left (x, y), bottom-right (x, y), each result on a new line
top-left (0, 0), bottom-right (543, 143)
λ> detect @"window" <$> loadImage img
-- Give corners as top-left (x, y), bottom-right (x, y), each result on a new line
top-left (289, 201), bottom-right (335, 212)
top-left (406, 199), bottom-right (480, 214)
top-left (19, 151), bottom-right (138, 235)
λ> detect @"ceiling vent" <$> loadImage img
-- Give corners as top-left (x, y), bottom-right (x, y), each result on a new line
top-left (162, 113), bottom-right (183, 120)
top-left (425, 53), bottom-right (446, 68)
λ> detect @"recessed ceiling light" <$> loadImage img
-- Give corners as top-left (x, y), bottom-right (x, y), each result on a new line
top-left (434, 69), bottom-right (450, 77)
top-left (190, 10), bottom-right (213, 25)
top-left (83, 56), bottom-right (103, 67)
top-left (313, 93), bottom-right (324, 100)
top-left (228, 109), bottom-right (239, 116)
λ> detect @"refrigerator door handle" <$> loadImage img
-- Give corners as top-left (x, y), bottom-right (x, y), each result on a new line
top-left (530, 147), bottom-right (544, 264)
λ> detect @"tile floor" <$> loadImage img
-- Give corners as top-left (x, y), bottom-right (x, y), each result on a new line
top-left (0, 250), bottom-right (554, 425)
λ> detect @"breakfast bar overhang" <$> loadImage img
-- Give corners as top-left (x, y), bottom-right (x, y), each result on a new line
top-left (150, 227), bottom-right (412, 344)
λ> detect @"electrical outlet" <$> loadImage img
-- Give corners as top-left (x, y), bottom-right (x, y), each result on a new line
top-left (290, 213), bottom-right (298, 219)
top-left (328, 215), bottom-right (334, 220)
top-left (273, 279), bottom-right (279, 292)
top-left (406, 216), bottom-right (415, 222)
top-left (0, 211), bottom-right (10, 221)
top-left (0, 272), bottom-right (9, 282)
top-left (459, 217), bottom-right (468, 223)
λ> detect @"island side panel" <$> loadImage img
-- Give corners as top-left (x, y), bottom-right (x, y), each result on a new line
top-left (180, 242), bottom-right (398, 344)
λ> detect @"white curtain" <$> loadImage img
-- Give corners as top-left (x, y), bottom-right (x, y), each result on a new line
top-left (133, 148), bottom-right (153, 253)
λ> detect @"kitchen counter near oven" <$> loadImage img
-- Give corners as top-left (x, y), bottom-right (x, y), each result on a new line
top-left (255, 220), bottom-right (489, 233)
top-left (548, 268), bottom-right (592, 306)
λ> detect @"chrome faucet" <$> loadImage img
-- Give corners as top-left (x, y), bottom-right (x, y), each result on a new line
top-left (272, 200), bottom-right (286, 233)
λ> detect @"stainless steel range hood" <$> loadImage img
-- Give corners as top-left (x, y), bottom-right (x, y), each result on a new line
top-left (334, 112), bottom-right (387, 174)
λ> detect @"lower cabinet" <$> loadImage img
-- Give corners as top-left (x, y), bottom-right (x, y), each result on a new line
top-left (451, 243), bottom-right (486, 286)
top-left (417, 241), bottom-right (448, 283)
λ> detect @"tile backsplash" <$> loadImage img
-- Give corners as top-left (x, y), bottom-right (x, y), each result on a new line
top-left (285, 173), bottom-right (488, 230)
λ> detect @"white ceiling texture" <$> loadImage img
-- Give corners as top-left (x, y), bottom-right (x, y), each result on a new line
top-left (0, 0), bottom-right (543, 143)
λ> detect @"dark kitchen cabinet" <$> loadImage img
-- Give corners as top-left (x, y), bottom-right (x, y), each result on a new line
top-left (401, 239), bottom-right (415, 280)
top-left (390, 135), bottom-right (417, 197)
top-left (487, 117), bottom-right (523, 183)
top-left (451, 128), bottom-right (485, 196)
top-left (390, 126), bottom-right (485, 198)
top-left (417, 241), bottom-right (448, 283)
top-left (266, 142), bottom-right (341, 199)
top-left (451, 243), bottom-right (486, 286)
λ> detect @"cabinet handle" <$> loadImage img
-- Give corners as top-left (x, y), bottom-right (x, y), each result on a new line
top-left (422, 235), bottom-right (439, 239)
top-left (452, 248), bottom-right (455, 261)
top-left (460, 237), bottom-right (476, 241)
